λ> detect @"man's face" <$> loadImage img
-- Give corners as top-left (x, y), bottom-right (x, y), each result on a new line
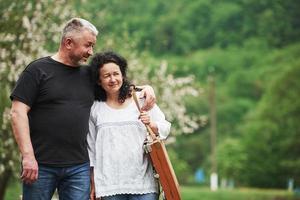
top-left (69, 29), bottom-right (97, 65)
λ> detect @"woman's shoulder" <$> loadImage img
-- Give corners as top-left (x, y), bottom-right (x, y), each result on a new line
top-left (91, 100), bottom-right (105, 112)
top-left (90, 101), bottom-right (107, 122)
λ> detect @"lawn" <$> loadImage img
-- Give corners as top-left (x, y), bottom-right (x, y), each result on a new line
top-left (4, 182), bottom-right (300, 200)
top-left (5, 180), bottom-right (21, 200)
top-left (181, 186), bottom-right (300, 200)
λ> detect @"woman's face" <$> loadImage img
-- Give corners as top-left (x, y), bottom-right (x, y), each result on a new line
top-left (98, 62), bottom-right (123, 95)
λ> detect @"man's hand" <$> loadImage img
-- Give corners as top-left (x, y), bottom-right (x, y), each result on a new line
top-left (10, 100), bottom-right (38, 184)
top-left (139, 85), bottom-right (156, 111)
top-left (21, 155), bottom-right (38, 184)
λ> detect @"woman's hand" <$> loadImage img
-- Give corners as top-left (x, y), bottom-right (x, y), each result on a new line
top-left (139, 111), bottom-right (159, 135)
top-left (139, 111), bottom-right (151, 125)
top-left (90, 186), bottom-right (96, 200)
top-left (90, 167), bottom-right (96, 200)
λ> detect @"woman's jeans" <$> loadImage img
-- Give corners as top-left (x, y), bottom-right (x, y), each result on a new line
top-left (22, 162), bottom-right (90, 200)
top-left (102, 193), bottom-right (158, 200)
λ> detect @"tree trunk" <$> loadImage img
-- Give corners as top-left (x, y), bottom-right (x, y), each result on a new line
top-left (0, 169), bottom-right (12, 200)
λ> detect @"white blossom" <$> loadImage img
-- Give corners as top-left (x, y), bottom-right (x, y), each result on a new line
top-left (127, 54), bottom-right (206, 138)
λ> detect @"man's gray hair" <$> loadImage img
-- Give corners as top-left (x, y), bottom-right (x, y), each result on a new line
top-left (61, 18), bottom-right (98, 40)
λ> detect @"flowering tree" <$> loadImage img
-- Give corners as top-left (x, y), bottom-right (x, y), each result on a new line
top-left (0, 0), bottom-right (75, 198)
top-left (128, 58), bottom-right (206, 136)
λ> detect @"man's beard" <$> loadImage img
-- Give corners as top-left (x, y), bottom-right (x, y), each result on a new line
top-left (70, 54), bottom-right (89, 66)
top-left (77, 58), bottom-right (87, 65)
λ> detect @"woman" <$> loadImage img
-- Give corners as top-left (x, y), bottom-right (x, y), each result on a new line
top-left (87, 51), bottom-right (171, 200)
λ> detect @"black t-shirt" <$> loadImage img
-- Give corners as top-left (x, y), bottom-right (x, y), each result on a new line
top-left (10, 56), bottom-right (95, 166)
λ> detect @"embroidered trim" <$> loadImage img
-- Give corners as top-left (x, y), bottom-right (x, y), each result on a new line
top-left (96, 121), bottom-right (145, 129)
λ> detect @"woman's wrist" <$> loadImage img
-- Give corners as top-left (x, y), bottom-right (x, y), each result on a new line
top-left (149, 121), bottom-right (159, 136)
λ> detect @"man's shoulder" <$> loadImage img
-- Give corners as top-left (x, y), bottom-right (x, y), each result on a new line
top-left (29, 56), bottom-right (51, 65)
top-left (25, 56), bottom-right (51, 72)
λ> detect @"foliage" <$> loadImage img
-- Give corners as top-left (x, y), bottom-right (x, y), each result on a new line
top-left (166, 41), bottom-right (300, 187)
top-left (166, 147), bottom-right (192, 184)
top-left (171, 132), bottom-right (209, 184)
top-left (216, 138), bottom-right (247, 182)
top-left (129, 58), bottom-right (203, 135)
top-left (240, 58), bottom-right (300, 188)
top-left (77, 0), bottom-right (300, 54)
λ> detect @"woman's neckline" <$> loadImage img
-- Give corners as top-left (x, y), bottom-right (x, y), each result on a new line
top-left (103, 98), bottom-right (133, 110)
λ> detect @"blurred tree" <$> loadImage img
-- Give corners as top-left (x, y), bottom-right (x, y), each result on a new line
top-left (240, 60), bottom-right (300, 187)
top-left (78, 0), bottom-right (300, 54)
top-left (183, 0), bottom-right (214, 49)
top-left (127, 55), bottom-right (205, 135)
top-left (0, 0), bottom-right (75, 198)
top-left (172, 133), bottom-right (208, 184)
top-left (211, 2), bottom-right (243, 48)
top-left (242, 0), bottom-right (300, 47)
top-left (167, 147), bottom-right (193, 184)
top-left (216, 138), bottom-right (247, 185)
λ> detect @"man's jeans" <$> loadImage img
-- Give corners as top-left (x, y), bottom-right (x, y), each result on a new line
top-left (23, 162), bottom-right (90, 200)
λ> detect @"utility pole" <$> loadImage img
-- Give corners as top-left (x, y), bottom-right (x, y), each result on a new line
top-left (208, 70), bottom-right (218, 191)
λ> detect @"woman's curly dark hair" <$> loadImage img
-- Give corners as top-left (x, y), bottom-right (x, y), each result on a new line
top-left (90, 51), bottom-right (133, 103)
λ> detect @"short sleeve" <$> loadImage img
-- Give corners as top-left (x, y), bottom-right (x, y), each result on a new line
top-left (10, 67), bottom-right (40, 107)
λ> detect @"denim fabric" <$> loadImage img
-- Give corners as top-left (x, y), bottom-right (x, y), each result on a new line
top-left (101, 193), bottom-right (158, 200)
top-left (22, 162), bottom-right (90, 200)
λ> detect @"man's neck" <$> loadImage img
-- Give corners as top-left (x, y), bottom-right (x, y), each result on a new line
top-left (51, 52), bottom-right (77, 67)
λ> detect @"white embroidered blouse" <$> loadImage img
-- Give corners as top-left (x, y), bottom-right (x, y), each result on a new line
top-left (87, 98), bottom-right (171, 197)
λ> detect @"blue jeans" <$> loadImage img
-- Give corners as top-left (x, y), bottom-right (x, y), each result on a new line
top-left (22, 162), bottom-right (90, 200)
top-left (102, 193), bottom-right (158, 200)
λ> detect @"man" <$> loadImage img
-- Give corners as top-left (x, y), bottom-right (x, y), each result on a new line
top-left (10, 18), bottom-right (155, 200)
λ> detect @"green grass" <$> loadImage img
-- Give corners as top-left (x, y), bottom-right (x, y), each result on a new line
top-left (5, 182), bottom-right (300, 200)
top-left (5, 180), bottom-right (21, 200)
top-left (181, 186), bottom-right (300, 200)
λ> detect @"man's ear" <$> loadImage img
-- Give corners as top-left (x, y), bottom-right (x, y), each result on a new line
top-left (64, 38), bottom-right (73, 50)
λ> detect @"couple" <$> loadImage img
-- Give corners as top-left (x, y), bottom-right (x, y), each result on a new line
top-left (10, 18), bottom-right (170, 200)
